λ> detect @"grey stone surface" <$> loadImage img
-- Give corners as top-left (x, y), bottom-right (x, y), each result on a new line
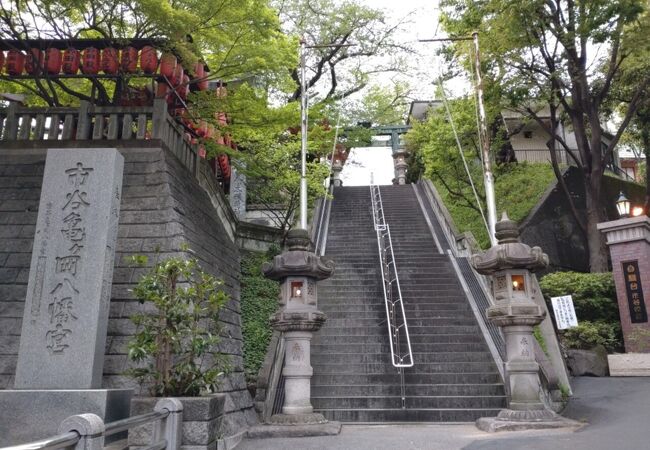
top-left (14, 148), bottom-right (124, 390)
top-left (567, 346), bottom-right (609, 377)
top-left (0, 388), bottom-right (131, 446)
top-left (608, 353), bottom-right (650, 376)
top-left (130, 395), bottom-right (225, 447)
top-left (229, 165), bottom-right (247, 220)
top-left (246, 421), bottom-right (342, 439)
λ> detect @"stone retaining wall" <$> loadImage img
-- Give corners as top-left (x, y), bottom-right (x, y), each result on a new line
top-left (0, 143), bottom-right (257, 437)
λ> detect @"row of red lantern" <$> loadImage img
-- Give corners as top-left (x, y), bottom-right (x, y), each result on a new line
top-left (0, 47), bottom-right (208, 89)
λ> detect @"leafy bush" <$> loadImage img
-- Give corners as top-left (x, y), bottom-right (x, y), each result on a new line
top-left (539, 271), bottom-right (619, 322)
top-left (240, 250), bottom-right (280, 385)
top-left (561, 321), bottom-right (623, 352)
top-left (126, 254), bottom-right (230, 397)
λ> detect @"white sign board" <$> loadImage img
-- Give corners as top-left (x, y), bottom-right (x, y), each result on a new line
top-left (551, 295), bottom-right (579, 330)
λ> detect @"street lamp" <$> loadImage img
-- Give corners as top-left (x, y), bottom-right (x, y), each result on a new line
top-left (616, 191), bottom-right (631, 219)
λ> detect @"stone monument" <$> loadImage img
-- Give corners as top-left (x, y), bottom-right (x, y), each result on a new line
top-left (0, 148), bottom-right (132, 445)
top-left (229, 164), bottom-right (247, 220)
top-left (599, 216), bottom-right (650, 375)
top-left (471, 213), bottom-right (581, 432)
top-left (392, 147), bottom-right (409, 185)
top-left (260, 228), bottom-right (340, 433)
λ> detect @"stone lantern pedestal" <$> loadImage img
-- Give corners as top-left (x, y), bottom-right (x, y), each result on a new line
top-left (260, 228), bottom-right (340, 433)
top-left (471, 214), bottom-right (581, 432)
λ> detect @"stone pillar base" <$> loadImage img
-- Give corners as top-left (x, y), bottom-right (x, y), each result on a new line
top-left (0, 389), bottom-right (132, 446)
top-left (476, 408), bottom-right (584, 433)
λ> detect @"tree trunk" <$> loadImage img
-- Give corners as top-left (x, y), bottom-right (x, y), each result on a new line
top-left (585, 174), bottom-right (609, 272)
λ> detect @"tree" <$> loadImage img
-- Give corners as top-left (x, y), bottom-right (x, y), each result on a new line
top-left (441, 0), bottom-right (650, 271)
top-left (273, 0), bottom-right (413, 103)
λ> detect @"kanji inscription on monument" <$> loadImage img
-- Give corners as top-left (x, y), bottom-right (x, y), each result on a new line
top-left (14, 148), bottom-right (124, 390)
top-left (622, 260), bottom-right (648, 324)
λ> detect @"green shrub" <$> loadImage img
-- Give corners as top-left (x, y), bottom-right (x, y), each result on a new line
top-left (126, 254), bottom-right (230, 397)
top-left (240, 250), bottom-right (280, 385)
top-left (539, 271), bottom-right (619, 322)
top-left (561, 321), bottom-right (623, 352)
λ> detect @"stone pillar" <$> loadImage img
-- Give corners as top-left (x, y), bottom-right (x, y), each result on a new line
top-left (598, 217), bottom-right (650, 353)
top-left (262, 228), bottom-right (334, 425)
top-left (0, 148), bottom-right (132, 445)
top-left (392, 148), bottom-right (409, 185)
top-left (229, 164), bottom-right (247, 220)
top-left (331, 160), bottom-right (343, 187)
top-left (471, 214), bottom-right (580, 432)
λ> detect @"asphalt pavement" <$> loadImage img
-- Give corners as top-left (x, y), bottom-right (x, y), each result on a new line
top-left (236, 377), bottom-right (650, 450)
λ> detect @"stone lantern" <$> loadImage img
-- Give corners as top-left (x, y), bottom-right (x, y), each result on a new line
top-left (331, 159), bottom-right (343, 187)
top-left (262, 228), bottom-right (334, 424)
top-left (471, 213), bottom-right (579, 431)
top-left (392, 148), bottom-right (409, 185)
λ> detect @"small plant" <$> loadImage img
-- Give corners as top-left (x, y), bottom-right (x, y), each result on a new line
top-left (561, 321), bottom-right (623, 353)
top-left (126, 253), bottom-right (230, 397)
top-left (533, 325), bottom-right (549, 356)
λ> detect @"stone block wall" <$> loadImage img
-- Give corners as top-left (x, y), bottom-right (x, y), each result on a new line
top-left (0, 144), bottom-right (256, 436)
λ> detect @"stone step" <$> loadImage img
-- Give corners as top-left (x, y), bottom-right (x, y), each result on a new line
top-left (311, 372), bottom-right (502, 385)
top-left (322, 318), bottom-right (481, 328)
top-left (312, 395), bottom-right (506, 410)
top-left (311, 352), bottom-right (496, 364)
top-left (311, 383), bottom-right (505, 397)
top-left (312, 334), bottom-right (486, 345)
top-left (311, 342), bottom-right (489, 354)
top-left (318, 325), bottom-right (479, 336)
top-left (312, 362), bottom-right (498, 374)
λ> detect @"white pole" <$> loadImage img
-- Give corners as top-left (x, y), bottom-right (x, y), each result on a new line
top-left (473, 32), bottom-right (497, 245)
top-left (299, 38), bottom-right (308, 230)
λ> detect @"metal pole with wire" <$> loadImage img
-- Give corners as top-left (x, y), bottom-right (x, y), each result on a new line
top-left (298, 39), bottom-right (355, 231)
top-left (419, 34), bottom-right (498, 245)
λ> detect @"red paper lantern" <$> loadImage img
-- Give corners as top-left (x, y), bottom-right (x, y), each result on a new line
top-left (156, 81), bottom-right (171, 98)
top-left (101, 47), bottom-right (119, 75)
top-left (6, 50), bottom-right (25, 76)
top-left (194, 62), bottom-right (209, 91)
top-left (140, 46), bottom-right (158, 74)
top-left (172, 64), bottom-right (184, 87)
top-left (44, 48), bottom-right (62, 75)
top-left (177, 74), bottom-right (190, 100)
top-left (25, 48), bottom-right (43, 75)
top-left (196, 120), bottom-right (208, 137)
top-left (62, 48), bottom-right (81, 74)
top-left (198, 145), bottom-right (207, 159)
top-left (82, 48), bottom-right (101, 74)
top-left (120, 46), bottom-right (138, 73)
top-left (160, 53), bottom-right (176, 79)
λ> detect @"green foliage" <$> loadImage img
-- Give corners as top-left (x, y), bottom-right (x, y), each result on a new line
top-left (561, 321), bottom-right (623, 353)
top-left (539, 272), bottom-right (619, 323)
top-left (240, 251), bottom-right (280, 385)
top-left (126, 254), bottom-right (230, 397)
top-left (1, 0), bottom-right (295, 106)
top-left (540, 271), bottom-right (623, 352)
top-left (429, 162), bottom-right (555, 248)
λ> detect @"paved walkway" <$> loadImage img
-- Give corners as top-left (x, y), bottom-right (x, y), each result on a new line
top-left (236, 377), bottom-right (650, 450)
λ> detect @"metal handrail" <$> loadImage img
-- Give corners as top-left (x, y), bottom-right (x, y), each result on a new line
top-left (369, 185), bottom-right (413, 409)
top-left (1, 398), bottom-right (182, 450)
top-left (313, 183), bottom-right (334, 256)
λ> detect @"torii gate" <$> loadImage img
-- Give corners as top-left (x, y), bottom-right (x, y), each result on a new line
top-left (371, 125), bottom-right (411, 185)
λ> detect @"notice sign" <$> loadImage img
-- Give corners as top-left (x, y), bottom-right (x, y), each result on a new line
top-left (622, 260), bottom-right (648, 324)
top-left (551, 295), bottom-right (579, 330)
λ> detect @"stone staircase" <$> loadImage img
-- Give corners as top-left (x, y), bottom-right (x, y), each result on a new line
top-left (311, 185), bottom-right (506, 422)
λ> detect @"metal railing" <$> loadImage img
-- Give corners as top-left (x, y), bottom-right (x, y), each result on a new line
top-left (369, 184), bottom-right (413, 409)
top-left (2, 398), bottom-right (182, 450)
top-left (313, 184), bottom-right (334, 256)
